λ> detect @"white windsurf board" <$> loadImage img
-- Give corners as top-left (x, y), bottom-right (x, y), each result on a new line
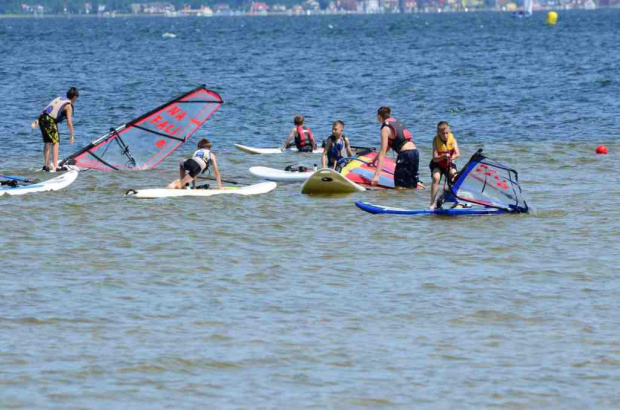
top-left (249, 166), bottom-right (315, 182)
top-left (126, 181), bottom-right (277, 199)
top-left (1, 170), bottom-right (78, 197)
top-left (234, 144), bottom-right (323, 155)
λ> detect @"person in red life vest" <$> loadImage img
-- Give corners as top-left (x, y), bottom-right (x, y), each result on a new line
top-left (167, 138), bottom-right (222, 189)
top-left (321, 120), bottom-right (353, 169)
top-left (429, 121), bottom-right (460, 209)
top-left (282, 115), bottom-right (316, 153)
top-left (31, 87), bottom-right (78, 172)
top-left (371, 106), bottom-right (420, 189)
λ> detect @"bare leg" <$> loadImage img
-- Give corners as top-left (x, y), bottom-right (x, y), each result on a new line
top-left (168, 164), bottom-right (189, 189)
top-left (44, 143), bottom-right (51, 169)
top-left (51, 143), bottom-right (59, 171)
top-left (167, 174), bottom-right (194, 189)
top-left (429, 169), bottom-right (441, 209)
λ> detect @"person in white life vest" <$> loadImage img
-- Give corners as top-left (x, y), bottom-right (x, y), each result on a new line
top-left (429, 121), bottom-right (460, 209)
top-left (282, 115), bottom-right (316, 153)
top-left (32, 87), bottom-right (78, 172)
top-left (167, 138), bottom-right (222, 189)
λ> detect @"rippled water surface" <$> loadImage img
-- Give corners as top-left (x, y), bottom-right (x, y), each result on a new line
top-left (1, 10), bottom-right (620, 408)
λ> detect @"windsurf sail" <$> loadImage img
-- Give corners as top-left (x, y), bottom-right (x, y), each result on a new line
top-left (446, 149), bottom-right (528, 213)
top-left (338, 152), bottom-right (396, 189)
top-left (60, 85), bottom-right (223, 171)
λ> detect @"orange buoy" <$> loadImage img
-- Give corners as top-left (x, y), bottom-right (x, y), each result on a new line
top-left (596, 145), bottom-right (608, 154)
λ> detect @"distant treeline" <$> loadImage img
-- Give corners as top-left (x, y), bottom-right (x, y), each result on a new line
top-left (0, 0), bottom-right (324, 14)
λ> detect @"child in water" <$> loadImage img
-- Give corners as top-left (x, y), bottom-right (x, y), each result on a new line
top-left (429, 121), bottom-right (460, 209)
top-left (321, 120), bottom-right (353, 169)
top-left (282, 115), bottom-right (316, 152)
top-left (167, 138), bottom-right (222, 189)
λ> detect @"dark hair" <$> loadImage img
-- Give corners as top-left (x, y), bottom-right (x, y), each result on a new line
top-left (378, 106), bottom-right (391, 120)
top-left (437, 121), bottom-right (450, 129)
top-left (293, 115), bottom-right (304, 126)
top-left (66, 87), bottom-right (79, 99)
top-left (197, 138), bottom-right (212, 149)
top-left (332, 120), bottom-right (345, 128)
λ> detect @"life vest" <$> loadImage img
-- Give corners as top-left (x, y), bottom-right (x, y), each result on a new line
top-left (294, 126), bottom-right (315, 149)
top-left (433, 133), bottom-right (456, 169)
top-left (192, 148), bottom-right (211, 173)
top-left (327, 135), bottom-right (347, 165)
top-left (42, 97), bottom-right (73, 124)
top-left (381, 117), bottom-right (413, 153)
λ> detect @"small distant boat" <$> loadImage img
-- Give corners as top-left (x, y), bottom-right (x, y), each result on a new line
top-left (513, 0), bottom-right (533, 18)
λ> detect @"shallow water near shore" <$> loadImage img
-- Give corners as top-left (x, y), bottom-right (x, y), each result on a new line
top-left (1, 10), bottom-right (620, 407)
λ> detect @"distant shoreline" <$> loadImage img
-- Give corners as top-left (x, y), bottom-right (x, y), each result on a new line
top-left (0, 7), bottom-right (613, 19)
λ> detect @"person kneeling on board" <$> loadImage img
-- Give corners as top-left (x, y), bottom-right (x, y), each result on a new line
top-left (321, 120), bottom-right (353, 170)
top-left (282, 115), bottom-right (316, 152)
top-left (429, 121), bottom-right (460, 209)
top-left (167, 138), bottom-right (222, 189)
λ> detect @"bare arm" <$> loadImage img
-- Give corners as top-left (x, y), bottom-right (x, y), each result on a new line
top-left (65, 105), bottom-right (75, 145)
top-left (371, 128), bottom-right (390, 185)
top-left (321, 140), bottom-right (330, 168)
top-left (345, 137), bottom-right (353, 157)
top-left (211, 155), bottom-right (222, 188)
top-left (282, 128), bottom-right (295, 149)
top-left (451, 140), bottom-right (461, 161)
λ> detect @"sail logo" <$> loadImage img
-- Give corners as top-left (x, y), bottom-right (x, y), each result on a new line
top-left (149, 104), bottom-right (188, 137)
top-left (476, 164), bottom-right (508, 190)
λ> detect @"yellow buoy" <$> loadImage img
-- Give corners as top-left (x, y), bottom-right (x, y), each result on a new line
top-left (547, 11), bottom-right (558, 25)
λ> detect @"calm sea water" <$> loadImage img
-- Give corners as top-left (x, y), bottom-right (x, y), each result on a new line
top-left (1, 10), bottom-right (620, 408)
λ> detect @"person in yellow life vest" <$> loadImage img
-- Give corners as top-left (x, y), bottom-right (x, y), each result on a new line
top-left (429, 121), bottom-right (460, 209)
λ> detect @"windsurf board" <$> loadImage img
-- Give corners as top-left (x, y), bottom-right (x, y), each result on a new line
top-left (249, 166), bottom-right (314, 182)
top-left (354, 201), bottom-right (505, 216)
top-left (234, 144), bottom-right (323, 155)
top-left (301, 168), bottom-right (366, 194)
top-left (0, 170), bottom-right (78, 197)
top-left (126, 181), bottom-right (277, 199)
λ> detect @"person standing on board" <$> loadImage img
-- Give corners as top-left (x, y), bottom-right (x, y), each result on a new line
top-left (282, 115), bottom-right (316, 153)
top-left (31, 87), bottom-right (78, 172)
top-left (167, 138), bottom-right (222, 189)
top-left (429, 121), bottom-right (461, 209)
top-left (321, 120), bottom-right (353, 169)
top-left (371, 106), bottom-right (420, 189)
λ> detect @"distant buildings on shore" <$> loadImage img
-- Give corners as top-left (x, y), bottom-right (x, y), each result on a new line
top-left (12, 0), bottom-right (618, 17)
